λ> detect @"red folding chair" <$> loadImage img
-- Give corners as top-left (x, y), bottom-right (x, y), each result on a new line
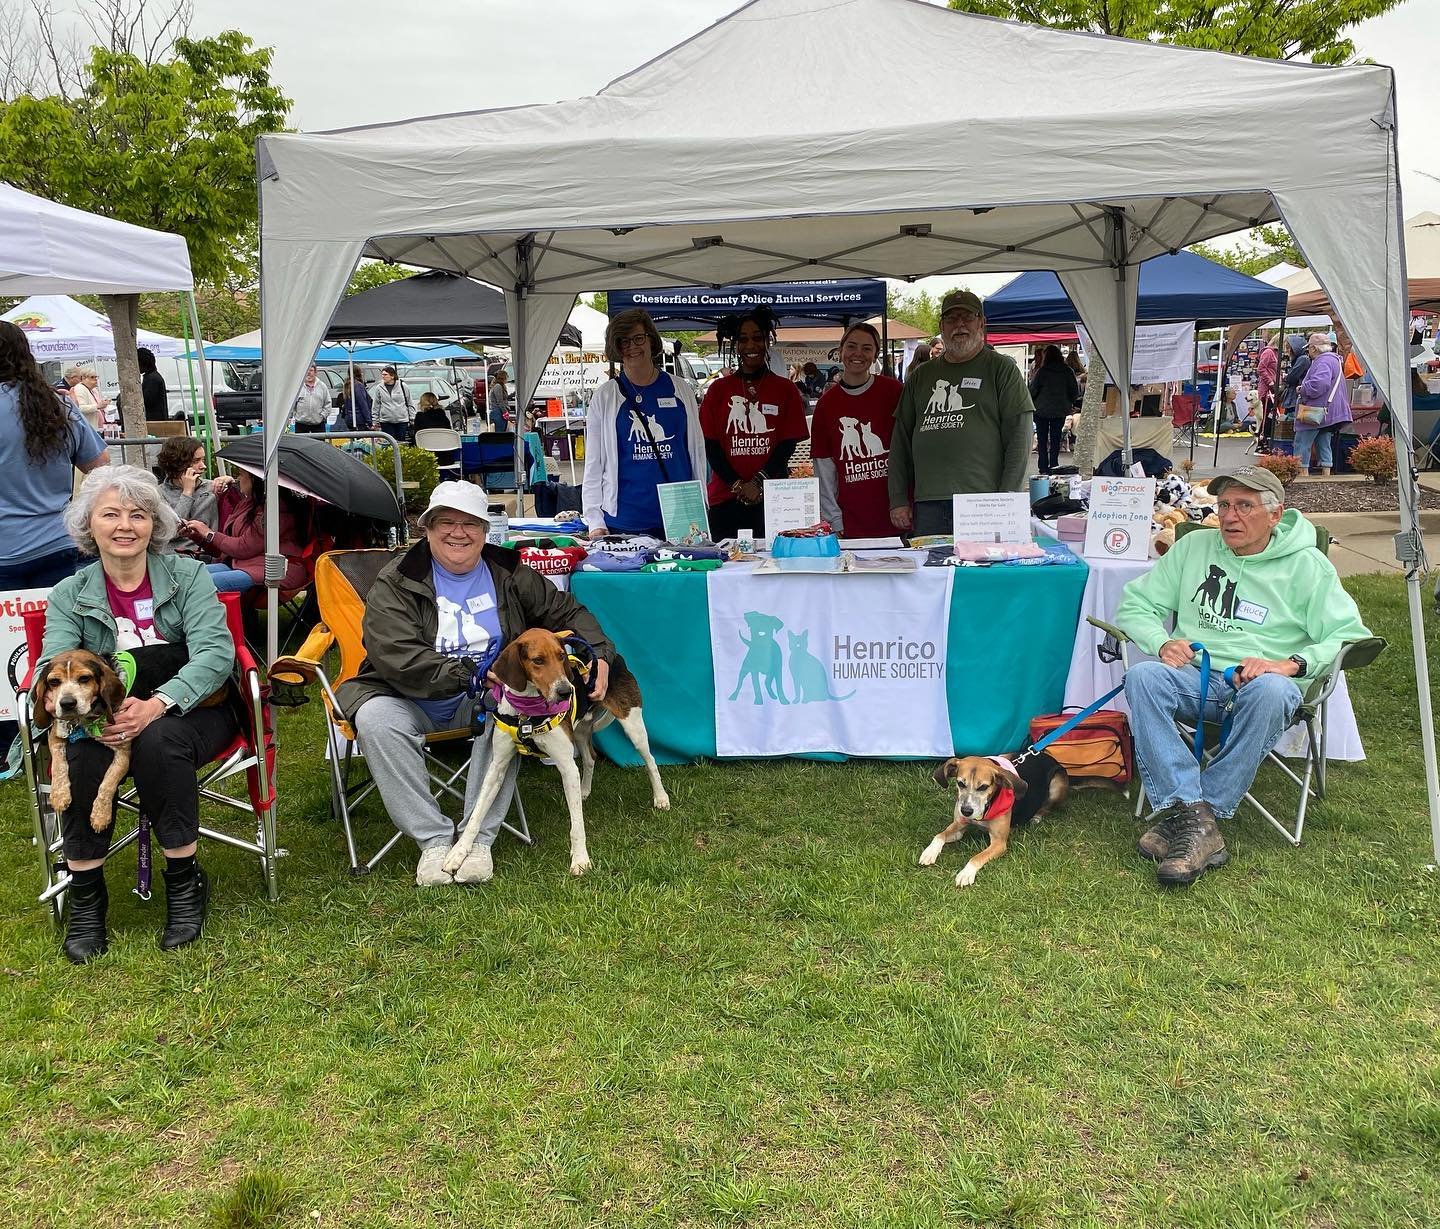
top-left (18, 591), bottom-right (278, 927)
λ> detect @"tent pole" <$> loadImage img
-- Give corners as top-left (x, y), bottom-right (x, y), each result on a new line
top-left (1188, 332), bottom-right (1199, 464)
top-left (1107, 209), bottom-right (1134, 471)
top-left (185, 293), bottom-right (218, 462)
top-left (881, 311), bottom-right (890, 378)
top-left (512, 242), bottom-right (532, 511)
top-left (1212, 328), bottom-right (1226, 464)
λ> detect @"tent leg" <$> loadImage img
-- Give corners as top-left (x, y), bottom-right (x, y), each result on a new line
top-left (1106, 209), bottom-right (1135, 471)
top-left (186, 293), bottom-right (218, 458)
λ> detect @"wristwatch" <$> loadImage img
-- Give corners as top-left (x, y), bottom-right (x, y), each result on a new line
top-left (1287, 654), bottom-right (1308, 678)
top-left (153, 692), bottom-right (180, 714)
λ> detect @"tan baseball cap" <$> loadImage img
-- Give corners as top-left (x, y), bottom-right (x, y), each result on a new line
top-left (1208, 466), bottom-right (1285, 504)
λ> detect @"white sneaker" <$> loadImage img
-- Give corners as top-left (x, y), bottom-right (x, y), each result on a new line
top-left (415, 845), bottom-right (455, 887)
top-left (454, 844), bottom-right (493, 884)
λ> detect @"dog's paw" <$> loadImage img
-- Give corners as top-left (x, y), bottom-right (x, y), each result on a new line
top-left (918, 837), bottom-right (944, 867)
top-left (440, 847), bottom-right (466, 876)
top-left (453, 844), bottom-right (493, 885)
top-left (89, 803), bottom-right (112, 833)
top-left (955, 864), bottom-right (980, 889)
top-left (569, 855), bottom-right (592, 877)
top-left (50, 785), bottom-right (71, 813)
top-left (653, 791), bottom-right (671, 811)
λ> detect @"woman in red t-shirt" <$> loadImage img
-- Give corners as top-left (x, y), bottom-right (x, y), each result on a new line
top-left (698, 306), bottom-right (808, 539)
top-left (809, 322), bottom-right (902, 539)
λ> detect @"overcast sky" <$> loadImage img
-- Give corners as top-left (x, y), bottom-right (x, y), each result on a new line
top-left (185, 0), bottom-right (1436, 297)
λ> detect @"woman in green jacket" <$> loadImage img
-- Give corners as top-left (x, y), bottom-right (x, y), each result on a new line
top-left (39, 465), bottom-right (237, 964)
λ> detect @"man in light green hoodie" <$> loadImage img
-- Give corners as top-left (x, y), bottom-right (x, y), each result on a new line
top-left (1115, 466), bottom-right (1370, 886)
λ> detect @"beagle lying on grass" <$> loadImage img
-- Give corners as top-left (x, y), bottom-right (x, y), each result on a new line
top-left (920, 752), bottom-right (1069, 887)
top-left (444, 628), bottom-right (669, 880)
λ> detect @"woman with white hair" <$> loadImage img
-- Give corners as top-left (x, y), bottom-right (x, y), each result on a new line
top-left (64, 365), bottom-right (112, 429)
top-left (1294, 332), bottom-right (1353, 478)
top-left (39, 465), bottom-right (237, 963)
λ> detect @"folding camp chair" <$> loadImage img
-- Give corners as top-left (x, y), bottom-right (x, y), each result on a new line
top-left (269, 549), bottom-right (530, 876)
top-left (471, 432), bottom-right (536, 494)
top-left (1087, 523), bottom-right (1384, 845)
top-left (18, 592), bottom-right (278, 927)
top-left (1414, 411), bottom-right (1440, 472)
top-left (1170, 394), bottom-right (1200, 448)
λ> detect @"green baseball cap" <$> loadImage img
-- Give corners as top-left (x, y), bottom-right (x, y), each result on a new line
top-left (939, 289), bottom-right (984, 319)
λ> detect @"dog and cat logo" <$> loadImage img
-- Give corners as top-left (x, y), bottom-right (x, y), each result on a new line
top-left (728, 611), bottom-right (854, 706)
top-left (835, 415), bottom-right (889, 484)
top-left (626, 407), bottom-right (677, 465)
top-left (1191, 564), bottom-right (1268, 629)
top-left (917, 377), bottom-right (980, 434)
top-left (724, 395), bottom-right (781, 458)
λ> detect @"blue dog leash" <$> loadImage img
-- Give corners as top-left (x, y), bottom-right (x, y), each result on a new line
top-left (1189, 641), bottom-right (1237, 761)
top-left (1014, 681), bottom-right (1127, 765)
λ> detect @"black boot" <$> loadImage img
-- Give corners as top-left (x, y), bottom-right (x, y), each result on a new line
top-left (63, 871), bottom-right (109, 965)
top-left (160, 861), bottom-right (209, 951)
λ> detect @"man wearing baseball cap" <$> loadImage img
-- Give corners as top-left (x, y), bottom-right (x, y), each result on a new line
top-left (1113, 466), bottom-right (1370, 886)
top-left (888, 289), bottom-right (1035, 537)
top-left (335, 482), bottom-right (617, 888)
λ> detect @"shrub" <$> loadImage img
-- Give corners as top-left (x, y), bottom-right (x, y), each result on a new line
top-left (1254, 453), bottom-right (1302, 485)
top-left (1349, 436), bottom-right (1397, 483)
top-left (370, 442), bottom-right (439, 511)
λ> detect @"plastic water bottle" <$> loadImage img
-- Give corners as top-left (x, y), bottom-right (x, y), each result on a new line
top-left (488, 504), bottom-right (509, 544)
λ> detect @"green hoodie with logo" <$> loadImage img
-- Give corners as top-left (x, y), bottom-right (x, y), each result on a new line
top-left (1114, 510), bottom-right (1369, 686)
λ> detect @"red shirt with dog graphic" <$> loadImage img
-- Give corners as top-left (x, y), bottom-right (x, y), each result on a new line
top-left (810, 375), bottom-right (901, 538)
top-left (699, 372), bottom-right (807, 505)
top-left (104, 573), bottom-right (166, 650)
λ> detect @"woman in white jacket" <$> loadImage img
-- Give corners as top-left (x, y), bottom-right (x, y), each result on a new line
top-left (583, 308), bottom-right (706, 537)
top-left (292, 364), bottom-right (333, 433)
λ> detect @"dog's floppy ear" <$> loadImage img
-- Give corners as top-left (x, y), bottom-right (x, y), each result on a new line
top-left (998, 764), bottom-right (1028, 800)
top-left (98, 660), bottom-right (127, 719)
top-left (931, 758), bottom-right (960, 788)
top-left (491, 640), bottom-right (529, 692)
top-left (28, 665), bottom-right (53, 731)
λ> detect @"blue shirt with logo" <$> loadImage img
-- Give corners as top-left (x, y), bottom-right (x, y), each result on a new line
top-left (611, 372), bottom-right (692, 534)
top-left (414, 560), bottom-right (504, 725)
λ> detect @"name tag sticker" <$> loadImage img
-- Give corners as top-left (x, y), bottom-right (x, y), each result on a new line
top-left (762, 404), bottom-right (779, 414)
top-left (657, 397), bottom-right (678, 408)
top-left (1234, 599), bottom-right (1268, 624)
top-left (960, 377), bottom-right (983, 389)
top-left (466, 594), bottom-right (495, 614)
top-left (134, 599), bottom-right (154, 622)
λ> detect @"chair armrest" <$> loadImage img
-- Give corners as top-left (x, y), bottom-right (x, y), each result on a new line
top-left (1304, 636), bottom-right (1387, 706)
top-left (1085, 616), bottom-right (1132, 644)
top-left (269, 625), bottom-right (337, 687)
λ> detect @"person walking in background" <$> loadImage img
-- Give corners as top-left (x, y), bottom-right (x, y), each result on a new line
top-left (372, 365), bottom-right (413, 441)
top-left (340, 373), bottom-right (372, 431)
top-left (292, 363), bottom-right (332, 433)
top-left (1027, 344), bottom-right (1081, 474)
top-left (0, 321), bottom-right (111, 773)
top-left (137, 347), bottom-right (169, 422)
top-left (1293, 333), bottom-right (1352, 478)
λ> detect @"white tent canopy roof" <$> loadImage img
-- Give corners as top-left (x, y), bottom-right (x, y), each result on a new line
top-left (1, 295), bottom-right (187, 362)
top-left (0, 182), bottom-right (192, 296)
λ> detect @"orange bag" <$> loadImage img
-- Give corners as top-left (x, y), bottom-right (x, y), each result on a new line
top-left (1027, 709), bottom-right (1133, 785)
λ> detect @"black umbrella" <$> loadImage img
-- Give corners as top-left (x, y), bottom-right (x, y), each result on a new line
top-left (217, 434), bottom-right (404, 525)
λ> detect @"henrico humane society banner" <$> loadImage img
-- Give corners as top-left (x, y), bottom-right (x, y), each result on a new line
top-left (708, 567), bottom-right (954, 757)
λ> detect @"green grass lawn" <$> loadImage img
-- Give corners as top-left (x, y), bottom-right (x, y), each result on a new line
top-left (2, 575), bottom-right (1439, 1228)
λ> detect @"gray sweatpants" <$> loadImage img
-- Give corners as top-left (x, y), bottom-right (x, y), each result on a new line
top-left (353, 694), bottom-right (520, 851)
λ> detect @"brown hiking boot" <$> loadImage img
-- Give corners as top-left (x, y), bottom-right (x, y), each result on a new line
top-left (1156, 801), bottom-right (1229, 887)
top-left (1136, 806), bottom-right (1181, 861)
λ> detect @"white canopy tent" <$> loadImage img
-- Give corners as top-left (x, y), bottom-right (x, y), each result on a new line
top-left (0, 181), bottom-right (214, 436)
top-left (256, 0), bottom-right (1437, 858)
top-left (1, 295), bottom-right (186, 363)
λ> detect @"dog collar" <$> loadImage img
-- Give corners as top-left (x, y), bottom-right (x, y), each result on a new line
top-left (490, 682), bottom-right (571, 719)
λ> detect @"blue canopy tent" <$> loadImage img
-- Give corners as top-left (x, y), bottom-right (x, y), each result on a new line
top-left (984, 251), bottom-right (1286, 329)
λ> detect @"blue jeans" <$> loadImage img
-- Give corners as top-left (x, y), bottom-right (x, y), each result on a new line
top-left (1292, 424), bottom-right (1334, 470)
top-left (205, 563), bottom-right (254, 592)
top-left (1125, 660), bottom-right (1301, 819)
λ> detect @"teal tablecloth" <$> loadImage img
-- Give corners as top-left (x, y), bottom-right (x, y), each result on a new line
top-left (571, 560), bottom-right (1089, 766)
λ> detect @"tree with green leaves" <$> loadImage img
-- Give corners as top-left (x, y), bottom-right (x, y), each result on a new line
top-left (1191, 225), bottom-right (1307, 276)
top-left (0, 14), bottom-right (289, 435)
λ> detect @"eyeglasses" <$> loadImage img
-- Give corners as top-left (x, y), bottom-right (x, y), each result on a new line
top-left (1216, 499), bottom-right (1265, 516)
top-left (429, 518), bottom-right (485, 535)
top-left (617, 334), bottom-right (650, 352)
top-left (941, 309), bottom-right (981, 325)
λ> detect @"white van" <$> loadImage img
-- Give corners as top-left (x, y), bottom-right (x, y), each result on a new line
top-left (91, 355), bottom-right (236, 421)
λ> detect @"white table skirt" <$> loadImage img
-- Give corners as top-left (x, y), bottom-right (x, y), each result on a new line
top-left (1061, 550), bottom-right (1365, 761)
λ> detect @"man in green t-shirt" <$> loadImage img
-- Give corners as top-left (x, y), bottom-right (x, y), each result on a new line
top-left (888, 290), bottom-right (1035, 537)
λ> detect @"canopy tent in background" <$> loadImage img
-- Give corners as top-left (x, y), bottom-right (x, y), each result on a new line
top-left (565, 301), bottom-right (608, 350)
top-left (606, 279), bottom-right (888, 331)
top-left (984, 251), bottom-right (1287, 330)
top-left (255, 0), bottom-right (1437, 858)
top-left (184, 339), bottom-right (475, 364)
top-left (324, 269), bottom-right (581, 347)
top-left (2, 295), bottom-right (187, 362)
top-left (0, 182), bottom-right (192, 296)
top-left (1281, 212), bottom-right (1440, 317)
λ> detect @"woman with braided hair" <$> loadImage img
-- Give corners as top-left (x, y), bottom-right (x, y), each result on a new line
top-left (698, 305), bottom-right (808, 539)
top-left (0, 320), bottom-right (111, 770)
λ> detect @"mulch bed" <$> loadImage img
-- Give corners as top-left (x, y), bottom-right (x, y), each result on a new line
top-left (1277, 480), bottom-right (1440, 514)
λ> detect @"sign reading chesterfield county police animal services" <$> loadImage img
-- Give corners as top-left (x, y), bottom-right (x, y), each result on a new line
top-left (708, 564), bottom-right (954, 757)
top-left (1083, 477), bottom-right (1156, 561)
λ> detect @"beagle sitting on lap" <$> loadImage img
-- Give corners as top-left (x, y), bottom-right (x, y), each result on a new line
top-left (920, 752), bottom-right (1069, 887)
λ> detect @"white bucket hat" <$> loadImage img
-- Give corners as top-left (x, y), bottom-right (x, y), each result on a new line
top-left (417, 481), bottom-right (491, 529)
